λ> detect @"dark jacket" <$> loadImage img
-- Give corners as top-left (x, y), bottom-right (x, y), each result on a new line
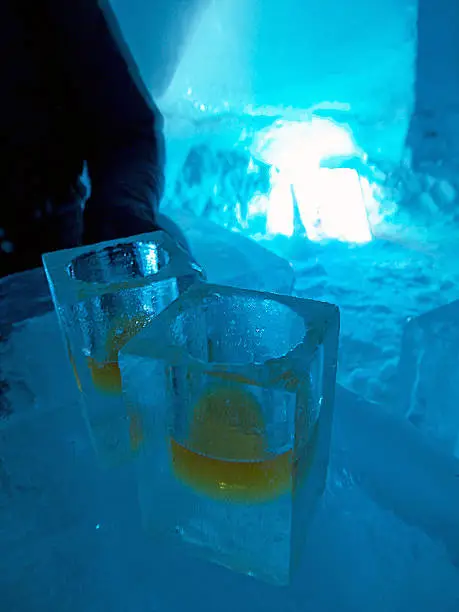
top-left (0, 0), bottom-right (165, 276)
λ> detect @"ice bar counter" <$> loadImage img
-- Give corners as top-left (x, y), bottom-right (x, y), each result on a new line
top-left (1, 214), bottom-right (459, 611)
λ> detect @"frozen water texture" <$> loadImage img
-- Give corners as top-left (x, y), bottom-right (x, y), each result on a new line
top-left (334, 386), bottom-right (459, 569)
top-left (1, 0), bottom-right (459, 606)
top-left (0, 217), bottom-right (293, 423)
top-left (110, 0), bottom-right (419, 244)
top-left (162, 136), bottom-right (459, 413)
top-left (0, 219), bottom-right (293, 458)
top-left (2, 223), bottom-right (458, 607)
top-left (148, 0), bottom-right (416, 164)
top-left (168, 210), bottom-right (294, 294)
top-left (119, 284), bottom-right (339, 584)
top-left (42, 230), bottom-right (203, 467)
top-left (1, 226), bottom-right (459, 607)
top-left (398, 300), bottom-right (459, 458)
top-left (1, 300), bottom-right (459, 608)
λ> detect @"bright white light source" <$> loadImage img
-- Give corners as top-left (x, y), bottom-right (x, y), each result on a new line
top-left (294, 168), bottom-right (372, 243)
top-left (266, 168), bottom-right (294, 237)
top-left (248, 118), bottom-right (380, 243)
top-left (252, 118), bottom-right (358, 171)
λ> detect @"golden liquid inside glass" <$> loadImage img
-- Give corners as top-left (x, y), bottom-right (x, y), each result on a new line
top-left (75, 313), bottom-right (152, 451)
top-left (85, 313), bottom-right (152, 393)
top-left (171, 384), bottom-right (292, 503)
top-left (87, 358), bottom-right (122, 395)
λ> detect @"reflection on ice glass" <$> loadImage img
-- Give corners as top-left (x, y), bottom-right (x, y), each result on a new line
top-left (42, 231), bottom-right (204, 467)
top-left (120, 283), bottom-right (340, 584)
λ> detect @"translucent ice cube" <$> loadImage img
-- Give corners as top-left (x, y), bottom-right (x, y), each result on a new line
top-left (398, 299), bottom-right (459, 458)
top-left (119, 283), bottom-right (339, 584)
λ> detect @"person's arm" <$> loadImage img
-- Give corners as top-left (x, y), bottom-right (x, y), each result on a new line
top-left (46, 0), bottom-right (165, 244)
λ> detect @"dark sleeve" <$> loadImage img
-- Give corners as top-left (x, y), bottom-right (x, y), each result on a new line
top-left (47, 0), bottom-right (165, 244)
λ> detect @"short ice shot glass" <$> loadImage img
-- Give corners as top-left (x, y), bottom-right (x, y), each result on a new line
top-left (42, 231), bottom-right (204, 467)
top-left (119, 283), bottom-right (340, 585)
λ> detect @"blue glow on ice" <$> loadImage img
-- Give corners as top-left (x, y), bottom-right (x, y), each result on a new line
top-left (3, 0), bottom-right (459, 609)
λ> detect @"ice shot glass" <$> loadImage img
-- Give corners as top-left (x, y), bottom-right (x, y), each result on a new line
top-left (42, 231), bottom-right (204, 466)
top-left (119, 283), bottom-right (340, 584)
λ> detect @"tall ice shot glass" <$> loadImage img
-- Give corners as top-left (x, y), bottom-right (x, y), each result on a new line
top-left (119, 283), bottom-right (340, 585)
top-left (42, 231), bottom-right (204, 467)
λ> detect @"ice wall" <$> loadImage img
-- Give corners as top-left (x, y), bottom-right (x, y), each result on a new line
top-left (408, 0), bottom-right (459, 177)
top-left (109, 0), bottom-right (417, 166)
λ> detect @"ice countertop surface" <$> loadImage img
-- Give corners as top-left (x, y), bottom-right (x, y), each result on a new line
top-left (1, 213), bottom-right (459, 611)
